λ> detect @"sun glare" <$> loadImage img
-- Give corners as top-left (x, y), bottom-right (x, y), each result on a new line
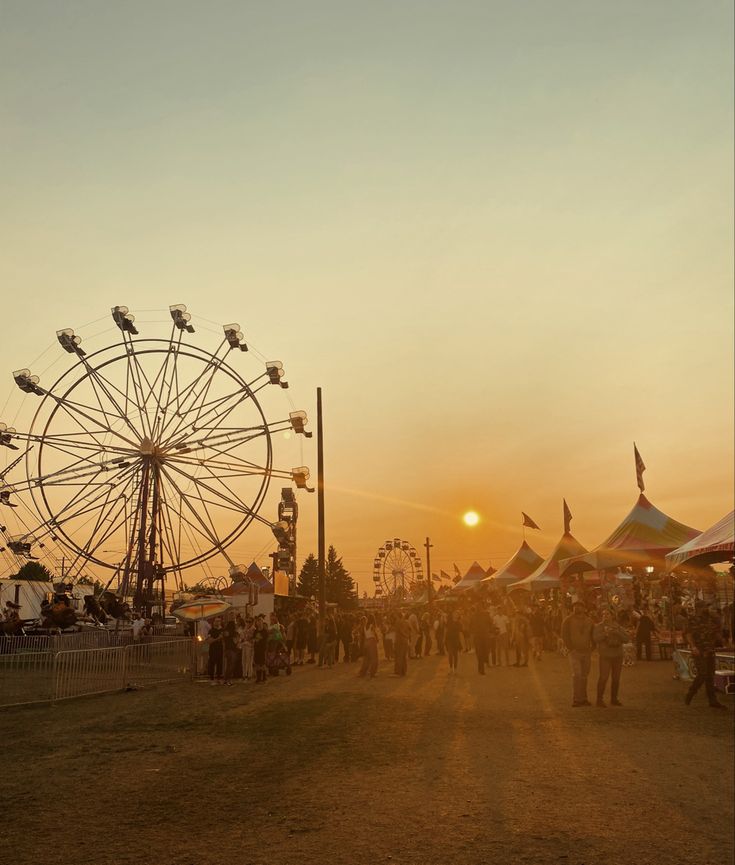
top-left (463, 511), bottom-right (480, 527)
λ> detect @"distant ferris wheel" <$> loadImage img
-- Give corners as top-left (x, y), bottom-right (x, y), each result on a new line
top-left (372, 538), bottom-right (423, 599)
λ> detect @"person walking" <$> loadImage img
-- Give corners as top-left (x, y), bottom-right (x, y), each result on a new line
top-left (393, 611), bottom-right (410, 676)
top-left (358, 614), bottom-right (380, 678)
top-left (593, 608), bottom-right (628, 707)
top-left (408, 611), bottom-right (421, 659)
top-left (685, 602), bottom-right (726, 709)
top-left (561, 602), bottom-right (594, 707)
top-left (320, 613), bottom-right (338, 667)
top-left (339, 613), bottom-right (353, 664)
top-left (445, 610), bottom-right (463, 674)
top-left (529, 605), bottom-right (546, 661)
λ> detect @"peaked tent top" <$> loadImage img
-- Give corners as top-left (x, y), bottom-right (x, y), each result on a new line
top-left (666, 510), bottom-right (734, 569)
top-left (482, 541), bottom-right (544, 588)
top-left (508, 532), bottom-right (588, 591)
top-left (559, 494), bottom-right (701, 575)
top-left (222, 561), bottom-right (274, 594)
top-left (453, 560), bottom-right (490, 591)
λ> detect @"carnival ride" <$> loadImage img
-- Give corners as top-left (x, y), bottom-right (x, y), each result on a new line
top-left (372, 538), bottom-right (423, 600)
top-left (0, 304), bottom-right (312, 621)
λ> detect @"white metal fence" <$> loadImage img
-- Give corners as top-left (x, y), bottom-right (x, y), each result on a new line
top-left (0, 630), bottom-right (188, 655)
top-left (0, 640), bottom-right (194, 708)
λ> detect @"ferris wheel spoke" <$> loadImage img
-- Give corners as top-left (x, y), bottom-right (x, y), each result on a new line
top-left (44, 390), bottom-right (138, 450)
top-left (48, 465), bottom-right (138, 533)
top-left (62, 477), bottom-right (131, 568)
top-left (24, 432), bottom-right (135, 458)
top-left (119, 332), bottom-right (155, 439)
top-left (157, 353), bottom-right (229, 442)
top-left (151, 331), bottom-right (184, 440)
top-left (158, 464), bottom-right (229, 554)
top-left (163, 460), bottom-right (268, 526)
top-left (81, 359), bottom-right (150, 442)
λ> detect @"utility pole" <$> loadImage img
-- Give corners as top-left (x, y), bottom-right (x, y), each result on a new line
top-left (317, 387), bottom-right (326, 624)
top-left (425, 537), bottom-right (433, 609)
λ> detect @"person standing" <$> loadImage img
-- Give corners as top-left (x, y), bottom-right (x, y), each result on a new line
top-left (338, 613), bottom-right (353, 664)
top-left (320, 613), bottom-right (338, 667)
top-left (393, 611), bottom-right (410, 676)
top-left (445, 610), bottom-right (463, 674)
top-left (493, 607), bottom-right (511, 666)
top-left (306, 614), bottom-right (318, 664)
top-left (241, 616), bottom-right (255, 680)
top-left (512, 608), bottom-right (530, 667)
top-left (561, 602), bottom-right (594, 707)
top-left (635, 607), bottom-right (658, 661)
top-left (529, 605), bottom-right (546, 661)
top-left (408, 611), bottom-right (421, 659)
top-left (358, 614), bottom-right (380, 678)
top-left (207, 617), bottom-right (225, 685)
top-left (435, 611), bottom-right (446, 656)
top-left (253, 616), bottom-right (269, 683)
top-left (685, 603), bottom-right (726, 709)
top-left (593, 608), bottom-right (628, 707)
top-left (223, 620), bottom-right (240, 685)
top-left (470, 603), bottom-right (493, 675)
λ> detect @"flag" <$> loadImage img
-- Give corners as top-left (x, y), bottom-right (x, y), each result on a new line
top-left (522, 512), bottom-right (540, 530)
top-left (440, 570), bottom-right (452, 583)
top-left (634, 443), bottom-right (646, 492)
top-left (452, 563), bottom-right (461, 583)
top-left (563, 499), bottom-right (572, 535)
top-left (431, 573), bottom-right (441, 583)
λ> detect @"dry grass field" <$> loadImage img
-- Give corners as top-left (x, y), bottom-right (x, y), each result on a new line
top-left (1, 650), bottom-right (732, 865)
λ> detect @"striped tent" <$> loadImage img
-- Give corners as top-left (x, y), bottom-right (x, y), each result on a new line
top-left (559, 494), bottom-right (700, 576)
top-left (453, 561), bottom-right (490, 592)
top-left (508, 532), bottom-right (588, 592)
top-left (665, 510), bottom-right (734, 570)
top-left (483, 541), bottom-right (543, 589)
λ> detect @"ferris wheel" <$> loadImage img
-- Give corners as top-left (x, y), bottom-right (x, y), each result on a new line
top-left (372, 538), bottom-right (423, 599)
top-left (0, 304), bottom-right (312, 612)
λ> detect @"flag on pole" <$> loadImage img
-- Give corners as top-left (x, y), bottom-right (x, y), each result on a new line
top-left (563, 499), bottom-right (572, 535)
top-left (522, 512), bottom-right (540, 530)
top-left (452, 563), bottom-right (462, 583)
top-left (440, 570), bottom-right (452, 583)
top-left (431, 573), bottom-right (441, 583)
top-left (634, 443), bottom-right (646, 492)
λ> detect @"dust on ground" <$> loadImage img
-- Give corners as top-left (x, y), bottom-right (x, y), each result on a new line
top-left (1, 651), bottom-right (732, 865)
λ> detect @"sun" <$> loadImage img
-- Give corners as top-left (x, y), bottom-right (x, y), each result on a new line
top-left (463, 511), bottom-right (480, 527)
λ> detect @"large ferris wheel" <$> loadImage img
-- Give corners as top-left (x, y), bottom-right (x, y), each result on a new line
top-left (0, 304), bottom-right (312, 612)
top-left (372, 538), bottom-right (423, 599)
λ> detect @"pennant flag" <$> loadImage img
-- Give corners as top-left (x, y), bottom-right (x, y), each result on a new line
top-left (440, 570), bottom-right (452, 583)
top-left (563, 499), bottom-right (572, 535)
top-left (431, 573), bottom-right (441, 582)
top-left (522, 512), bottom-right (540, 530)
top-left (634, 443), bottom-right (646, 492)
top-left (452, 563), bottom-right (462, 583)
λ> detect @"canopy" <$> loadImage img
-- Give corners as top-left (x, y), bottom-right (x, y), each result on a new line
top-left (508, 532), bottom-right (588, 591)
top-left (222, 561), bottom-right (274, 595)
top-left (559, 494), bottom-right (700, 576)
top-left (453, 561), bottom-right (491, 592)
top-left (483, 541), bottom-right (543, 589)
top-left (665, 510), bottom-right (734, 569)
top-left (172, 597), bottom-right (232, 621)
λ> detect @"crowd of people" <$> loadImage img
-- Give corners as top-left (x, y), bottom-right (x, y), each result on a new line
top-left (193, 592), bottom-right (733, 710)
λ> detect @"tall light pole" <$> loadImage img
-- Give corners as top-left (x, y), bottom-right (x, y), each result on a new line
top-left (425, 537), bottom-right (433, 610)
top-left (317, 387), bottom-right (326, 624)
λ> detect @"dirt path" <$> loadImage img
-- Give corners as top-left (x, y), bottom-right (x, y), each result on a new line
top-left (1, 652), bottom-right (732, 865)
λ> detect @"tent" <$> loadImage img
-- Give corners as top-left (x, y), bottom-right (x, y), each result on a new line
top-left (453, 561), bottom-right (491, 592)
top-left (559, 494), bottom-right (700, 576)
top-left (507, 532), bottom-right (588, 591)
top-left (482, 541), bottom-right (543, 589)
top-left (665, 510), bottom-right (735, 570)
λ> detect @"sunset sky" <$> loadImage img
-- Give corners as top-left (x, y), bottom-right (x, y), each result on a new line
top-left (1, 1), bottom-right (733, 593)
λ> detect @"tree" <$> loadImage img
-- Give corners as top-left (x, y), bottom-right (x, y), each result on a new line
top-left (14, 561), bottom-right (54, 581)
top-left (77, 576), bottom-right (105, 594)
top-left (325, 546), bottom-right (357, 608)
top-left (297, 553), bottom-right (319, 599)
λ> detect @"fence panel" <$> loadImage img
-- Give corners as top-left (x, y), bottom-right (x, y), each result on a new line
top-left (124, 639), bottom-right (194, 686)
top-left (0, 635), bottom-right (53, 655)
top-left (53, 647), bottom-right (127, 701)
top-left (0, 652), bottom-right (55, 708)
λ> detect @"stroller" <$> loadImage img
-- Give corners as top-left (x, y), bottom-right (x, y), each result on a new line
top-left (267, 640), bottom-right (292, 677)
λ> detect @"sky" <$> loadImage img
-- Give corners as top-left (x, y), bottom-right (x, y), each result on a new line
top-left (1, 1), bottom-right (733, 594)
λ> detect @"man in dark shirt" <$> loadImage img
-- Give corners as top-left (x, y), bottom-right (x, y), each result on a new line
top-left (685, 604), bottom-right (726, 709)
top-left (635, 608), bottom-right (657, 661)
top-left (470, 604), bottom-right (493, 675)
